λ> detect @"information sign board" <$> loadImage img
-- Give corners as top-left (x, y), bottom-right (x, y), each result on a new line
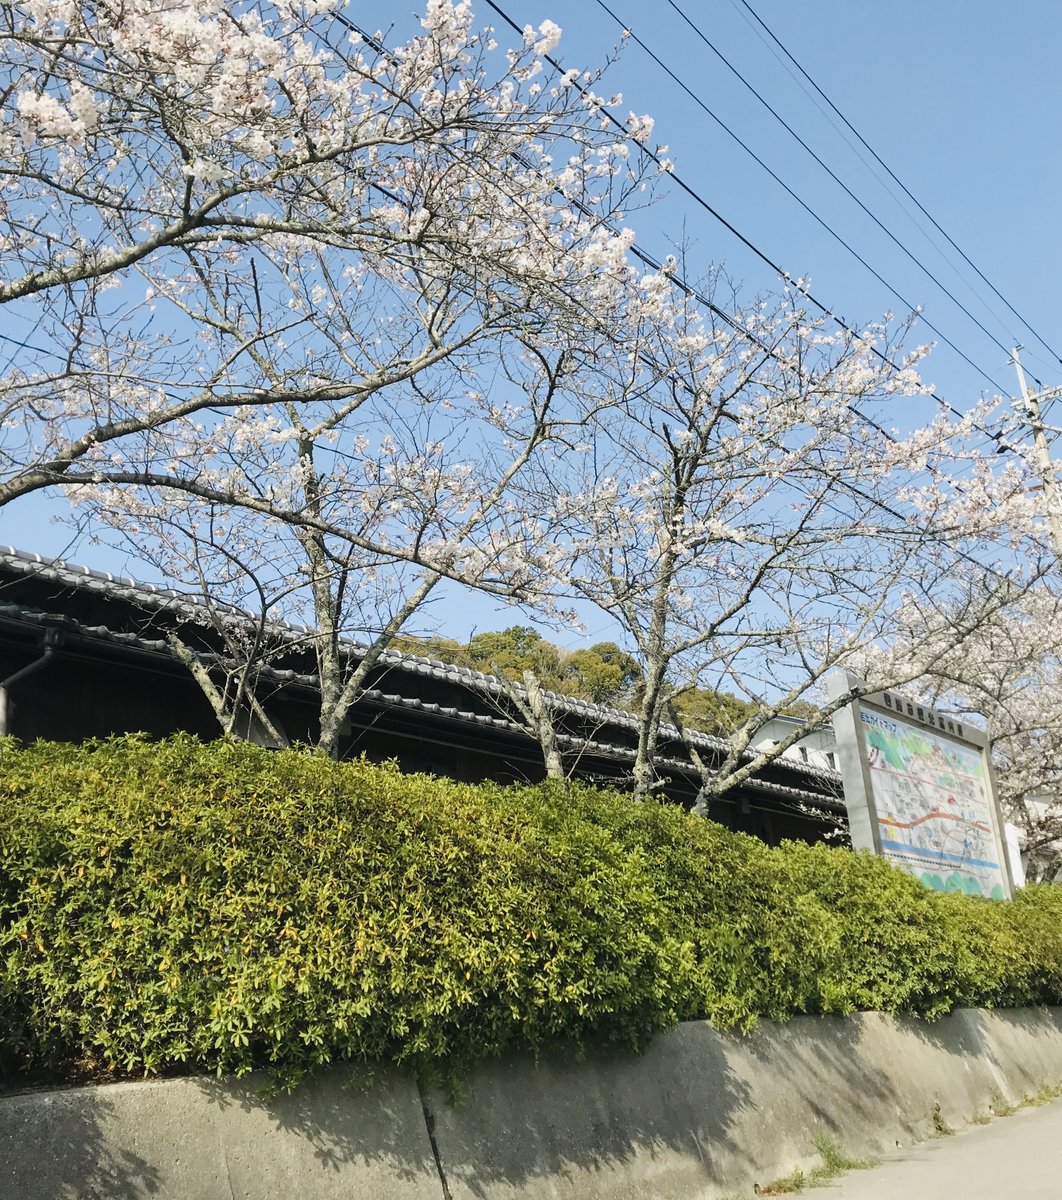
top-left (829, 673), bottom-right (1013, 900)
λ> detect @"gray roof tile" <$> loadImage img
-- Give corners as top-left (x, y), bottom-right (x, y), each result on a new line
top-left (0, 546), bottom-right (842, 789)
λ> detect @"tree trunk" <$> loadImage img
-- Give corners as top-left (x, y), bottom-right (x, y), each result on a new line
top-left (294, 435), bottom-right (344, 757)
top-left (523, 670), bottom-right (566, 780)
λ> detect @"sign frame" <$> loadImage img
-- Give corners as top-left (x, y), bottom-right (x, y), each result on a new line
top-left (828, 671), bottom-right (1014, 900)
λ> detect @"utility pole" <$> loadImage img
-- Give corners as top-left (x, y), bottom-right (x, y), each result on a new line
top-left (1012, 345), bottom-right (1062, 562)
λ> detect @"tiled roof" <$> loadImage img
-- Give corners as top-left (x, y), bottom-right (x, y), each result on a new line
top-left (0, 545), bottom-right (844, 794)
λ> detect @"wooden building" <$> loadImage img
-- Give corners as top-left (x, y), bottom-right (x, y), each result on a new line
top-left (0, 546), bottom-right (846, 846)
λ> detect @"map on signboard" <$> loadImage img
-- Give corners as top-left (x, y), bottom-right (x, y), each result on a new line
top-left (859, 708), bottom-right (1006, 899)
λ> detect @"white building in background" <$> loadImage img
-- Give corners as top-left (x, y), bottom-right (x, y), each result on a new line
top-left (749, 714), bottom-right (839, 773)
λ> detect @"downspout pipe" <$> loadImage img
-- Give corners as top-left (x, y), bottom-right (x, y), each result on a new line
top-left (0, 628), bottom-right (63, 737)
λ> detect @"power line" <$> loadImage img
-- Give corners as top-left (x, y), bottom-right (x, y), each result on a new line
top-left (480, 0), bottom-right (1012, 456)
top-left (332, 11), bottom-right (934, 484)
top-left (724, 0), bottom-right (1005, 339)
top-left (330, 12), bottom-right (1030, 600)
top-left (734, 0), bottom-right (1062, 373)
top-left (655, 0), bottom-right (1020, 392)
top-left (339, 7), bottom-right (1024, 526)
top-left (468, 2), bottom-right (1039, 588)
top-left (592, 0), bottom-right (1013, 397)
top-left (325, 15), bottom-right (773, 360)
top-left (0, 330), bottom-right (62, 362)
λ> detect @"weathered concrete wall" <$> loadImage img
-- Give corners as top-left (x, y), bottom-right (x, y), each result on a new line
top-left (4, 1008), bottom-right (1062, 1199)
top-left (0, 1066), bottom-right (442, 1200)
top-left (426, 1008), bottom-right (1062, 1199)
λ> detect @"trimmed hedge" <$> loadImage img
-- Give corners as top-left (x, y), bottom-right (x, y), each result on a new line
top-left (1, 734), bottom-right (1061, 1088)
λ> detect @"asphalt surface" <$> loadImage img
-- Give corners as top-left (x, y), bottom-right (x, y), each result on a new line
top-left (813, 1097), bottom-right (1062, 1198)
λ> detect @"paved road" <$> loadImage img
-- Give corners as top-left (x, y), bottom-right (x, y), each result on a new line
top-left (816, 1098), bottom-right (1062, 1198)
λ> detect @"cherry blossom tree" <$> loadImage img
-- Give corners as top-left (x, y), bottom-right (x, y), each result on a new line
top-left (526, 275), bottom-right (1051, 802)
top-left (79, 315), bottom-right (630, 755)
top-left (2, 0), bottom-right (677, 754)
top-left (0, 0), bottom-right (655, 519)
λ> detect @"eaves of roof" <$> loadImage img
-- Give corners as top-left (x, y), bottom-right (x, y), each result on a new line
top-left (0, 545), bottom-right (844, 795)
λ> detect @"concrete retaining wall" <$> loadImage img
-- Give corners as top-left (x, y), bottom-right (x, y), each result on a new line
top-left (4, 1008), bottom-right (1062, 1199)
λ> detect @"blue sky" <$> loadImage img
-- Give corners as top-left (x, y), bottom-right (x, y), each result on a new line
top-left (483, 0), bottom-right (1062, 396)
top-left (5, 0), bottom-right (1061, 643)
